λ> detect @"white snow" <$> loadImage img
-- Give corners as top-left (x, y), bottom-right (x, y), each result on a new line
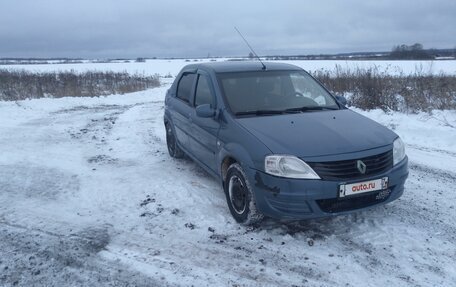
top-left (278, 59), bottom-right (456, 76)
top-left (0, 61), bottom-right (455, 286)
top-left (1, 58), bottom-right (456, 77)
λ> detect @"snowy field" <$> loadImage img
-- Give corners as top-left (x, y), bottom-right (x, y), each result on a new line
top-left (1, 58), bottom-right (456, 77)
top-left (0, 60), bottom-right (456, 286)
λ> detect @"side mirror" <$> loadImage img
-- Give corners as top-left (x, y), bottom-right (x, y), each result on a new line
top-left (196, 104), bottom-right (216, 118)
top-left (335, 95), bottom-right (347, 106)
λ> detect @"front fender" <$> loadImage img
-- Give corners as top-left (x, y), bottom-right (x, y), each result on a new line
top-left (218, 142), bottom-right (255, 173)
top-left (215, 111), bottom-right (271, 185)
top-left (217, 139), bottom-right (270, 184)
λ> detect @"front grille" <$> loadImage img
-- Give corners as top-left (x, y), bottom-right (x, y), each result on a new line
top-left (317, 189), bottom-right (391, 213)
top-left (308, 150), bottom-right (393, 181)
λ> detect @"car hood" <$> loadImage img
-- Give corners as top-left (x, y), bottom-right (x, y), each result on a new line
top-left (236, 109), bottom-right (397, 158)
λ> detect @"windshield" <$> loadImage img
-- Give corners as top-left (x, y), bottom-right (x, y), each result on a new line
top-left (218, 70), bottom-right (339, 115)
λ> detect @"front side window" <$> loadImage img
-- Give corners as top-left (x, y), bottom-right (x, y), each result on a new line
top-left (176, 73), bottom-right (196, 103)
top-left (194, 75), bottom-right (214, 107)
top-left (218, 71), bottom-right (339, 115)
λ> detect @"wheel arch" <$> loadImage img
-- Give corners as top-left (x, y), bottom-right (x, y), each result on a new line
top-left (219, 142), bottom-right (257, 185)
top-left (221, 156), bottom-right (237, 185)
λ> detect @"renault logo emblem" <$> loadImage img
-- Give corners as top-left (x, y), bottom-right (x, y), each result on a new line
top-left (357, 160), bottom-right (367, 174)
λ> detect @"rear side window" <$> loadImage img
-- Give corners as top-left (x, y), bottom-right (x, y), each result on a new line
top-left (195, 75), bottom-right (214, 107)
top-left (176, 73), bottom-right (196, 103)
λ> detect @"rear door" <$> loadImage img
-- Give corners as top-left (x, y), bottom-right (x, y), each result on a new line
top-left (169, 72), bottom-right (196, 152)
top-left (188, 70), bottom-right (220, 172)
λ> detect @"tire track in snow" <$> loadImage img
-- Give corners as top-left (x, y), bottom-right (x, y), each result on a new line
top-left (0, 223), bottom-right (163, 287)
top-left (407, 144), bottom-right (456, 158)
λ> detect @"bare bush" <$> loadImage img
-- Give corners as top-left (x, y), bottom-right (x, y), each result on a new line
top-left (0, 70), bottom-right (160, 101)
top-left (313, 67), bottom-right (456, 112)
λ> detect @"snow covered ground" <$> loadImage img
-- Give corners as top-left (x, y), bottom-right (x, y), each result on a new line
top-left (1, 66), bottom-right (456, 286)
top-left (1, 58), bottom-right (456, 77)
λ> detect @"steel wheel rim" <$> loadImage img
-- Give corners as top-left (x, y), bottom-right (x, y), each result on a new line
top-left (228, 175), bottom-right (247, 215)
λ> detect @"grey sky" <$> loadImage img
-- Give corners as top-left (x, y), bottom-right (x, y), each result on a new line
top-left (1, 0), bottom-right (455, 58)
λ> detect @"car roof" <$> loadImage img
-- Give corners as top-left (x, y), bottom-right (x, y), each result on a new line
top-left (183, 61), bottom-right (302, 73)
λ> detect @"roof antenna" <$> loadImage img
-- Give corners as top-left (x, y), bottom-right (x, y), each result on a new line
top-left (234, 26), bottom-right (266, 70)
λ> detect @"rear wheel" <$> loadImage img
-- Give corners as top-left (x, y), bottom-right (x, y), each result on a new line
top-left (224, 163), bottom-right (263, 225)
top-left (165, 123), bottom-right (184, 158)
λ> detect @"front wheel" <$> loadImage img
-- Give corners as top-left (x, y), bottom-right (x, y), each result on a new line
top-left (224, 163), bottom-right (263, 225)
top-left (165, 123), bottom-right (184, 158)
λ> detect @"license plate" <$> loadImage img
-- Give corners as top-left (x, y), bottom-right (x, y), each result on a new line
top-left (339, 177), bottom-right (388, 198)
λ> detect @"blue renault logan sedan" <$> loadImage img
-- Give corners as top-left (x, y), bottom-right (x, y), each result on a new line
top-left (164, 61), bottom-right (408, 225)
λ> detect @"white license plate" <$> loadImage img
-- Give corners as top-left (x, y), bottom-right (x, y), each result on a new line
top-left (339, 177), bottom-right (388, 198)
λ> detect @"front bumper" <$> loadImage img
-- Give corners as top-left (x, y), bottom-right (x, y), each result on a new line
top-left (247, 157), bottom-right (409, 220)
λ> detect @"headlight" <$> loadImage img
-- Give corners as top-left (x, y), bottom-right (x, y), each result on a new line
top-left (393, 137), bottom-right (406, 165)
top-left (265, 155), bottom-right (320, 179)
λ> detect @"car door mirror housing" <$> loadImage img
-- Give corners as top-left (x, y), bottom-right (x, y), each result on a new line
top-left (335, 95), bottom-right (347, 106)
top-left (196, 104), bottom-right (216, 118)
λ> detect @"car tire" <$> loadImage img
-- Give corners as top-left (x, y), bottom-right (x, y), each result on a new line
top-left (165, 122), bottom-right (184, 158)
top-left (224, 163), bottom-right (263, 225)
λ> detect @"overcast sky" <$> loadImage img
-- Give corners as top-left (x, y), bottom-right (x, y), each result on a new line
top-left (1, 0), bottom-right (455, 59)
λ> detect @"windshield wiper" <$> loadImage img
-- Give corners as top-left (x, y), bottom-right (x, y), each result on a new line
top-left (283, 106), bottom-right (339, 113)
top-left (235, 106), bottom-right (339, 116)
top-left (235, 110), bottom-right (285, 116)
